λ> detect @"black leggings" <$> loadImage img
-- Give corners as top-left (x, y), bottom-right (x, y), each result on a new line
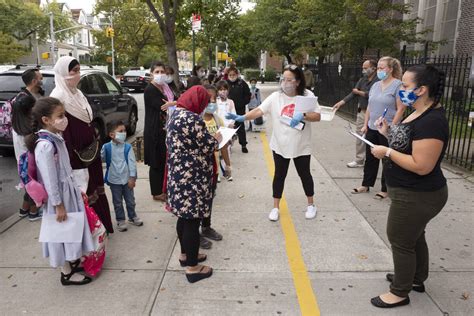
top-left (272, 152), bottom-right (314, 199)
top-left (176, 218), bottom-right (201, 266)
top-left (149, 166), bottom-right (165, 196)
top-left (362, 128), bottom-right (388, 192)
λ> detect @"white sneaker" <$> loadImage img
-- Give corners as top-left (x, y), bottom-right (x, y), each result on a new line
top-left (305, 205), bottom-right (317, 219)
top-left (268, 208), bottom-right (279, 221)
top-left (347, 161), bottom-right (364, 168)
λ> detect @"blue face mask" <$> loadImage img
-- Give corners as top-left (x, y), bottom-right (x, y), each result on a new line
top-left (115, 132), bottom-right (127, 143)
top-left (398, 88), bottom-right (419, 108)
top-left (377, 70), bottom-right (388, 81)
top-left (205, 102), bottom-right (217, 114)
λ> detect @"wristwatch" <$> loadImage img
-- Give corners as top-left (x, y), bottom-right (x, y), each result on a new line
top-left (385, 148), bottom-right (393, 158)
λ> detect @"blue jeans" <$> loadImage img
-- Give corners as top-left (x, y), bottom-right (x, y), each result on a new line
top-left (109, 183), bottom-right (137, 222)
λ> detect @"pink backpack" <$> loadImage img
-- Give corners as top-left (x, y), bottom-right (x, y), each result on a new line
top-left (17, 133), bottom-right (57, 207)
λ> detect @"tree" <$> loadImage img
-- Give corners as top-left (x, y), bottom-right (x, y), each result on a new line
top-left (177, 0), bottom-right (241, 69)
top-left (144, 0), bottom-right (182, 80)
top-left (0, 0), bottom-right (74, 62)
top-left (243, 0), bottom-right (299, 64)
top-left (94, 0), bottom-right (164, 67)
top-left (0, 32), bottom-right (26, 64)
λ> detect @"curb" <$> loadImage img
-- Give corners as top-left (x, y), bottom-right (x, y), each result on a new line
top-left (0, 213), bottom-right (23, 234)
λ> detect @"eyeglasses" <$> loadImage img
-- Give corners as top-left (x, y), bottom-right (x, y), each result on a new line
top-left (280, 78), bottom-right (296, 83)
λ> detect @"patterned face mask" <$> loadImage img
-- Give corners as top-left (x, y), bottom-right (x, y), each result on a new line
top-left (398, 88), bottom-right (419, 108)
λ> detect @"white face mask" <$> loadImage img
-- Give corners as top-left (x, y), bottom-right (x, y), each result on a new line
top-left (165, 76), bottom-right (173, 84)
top-left (154, 74), bottom-right (166, 85)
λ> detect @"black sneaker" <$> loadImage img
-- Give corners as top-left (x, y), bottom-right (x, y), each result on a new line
top-left (19, 208), bottom-right (29, 218)
top-left (28, 212), bottom-right (42, 222)
top-left (242, 146), bottom-right (248, 153)
top-left (199, 236), bottom-right (212, 249)
top-left (201, 227), bottom-right (223, 241)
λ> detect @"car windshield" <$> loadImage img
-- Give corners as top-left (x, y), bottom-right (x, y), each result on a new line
top-left (0, 73), bottom-right (55, 96)
top-left (124, 71), bottom-right (147, 77)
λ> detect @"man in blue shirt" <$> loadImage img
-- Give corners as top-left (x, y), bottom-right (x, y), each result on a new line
top-left (101, 120), bottom-right (143, 232)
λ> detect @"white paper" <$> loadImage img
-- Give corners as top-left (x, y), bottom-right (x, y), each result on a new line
top-left (39, 212), bottom-right (85, 243)
top-left (218, 127), bottom-right (238, 149)
top-left (348, 131), bottom-right (375, 148)
top-left (319, 106), bottom-right (336, 121)
top-left (295, 96), bottom-right (318, 113)
top-left (280, 115), bottom-right (304, 130)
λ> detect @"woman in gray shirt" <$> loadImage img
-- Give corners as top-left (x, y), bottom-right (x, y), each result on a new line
top-left (352, 56), bottom-right (405, 199)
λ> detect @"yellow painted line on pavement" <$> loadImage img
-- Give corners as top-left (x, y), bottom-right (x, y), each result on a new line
top-left (259, 132), bottom-right (320, 316)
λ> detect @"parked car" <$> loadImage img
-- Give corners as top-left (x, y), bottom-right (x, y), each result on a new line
top-left (0, 66), bottom-right (138, 155)
top-left (120, 70), bottom-right (151, 92)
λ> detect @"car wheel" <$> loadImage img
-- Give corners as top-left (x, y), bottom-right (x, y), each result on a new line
top-left (126, 107), bottom-right (138, 135)
top-left (92, 120), bottom-right (106, 144)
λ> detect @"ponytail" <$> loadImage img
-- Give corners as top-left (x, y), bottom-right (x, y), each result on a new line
top-left (25, 97), bottom-right (63, 153)
top-left (406, 64), bottom-right (445, 107)
top-left (380, 56), bottom-right (402, 80)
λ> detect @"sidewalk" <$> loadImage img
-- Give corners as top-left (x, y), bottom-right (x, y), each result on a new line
top-left (0, 99), bottom-right (472, 315)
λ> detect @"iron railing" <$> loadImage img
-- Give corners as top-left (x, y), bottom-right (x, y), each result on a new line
top-left (314, 55), bottom-right (473, 171)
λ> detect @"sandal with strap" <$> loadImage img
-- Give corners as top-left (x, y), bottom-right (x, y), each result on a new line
top-left (179, 254), bottom-right (207, 267)
top-left (60, 271), bottom-right (92, 286)
top-left (185, 265), bottom-right (213, 283)
top-left (70, 259), bottom-right (84, 273)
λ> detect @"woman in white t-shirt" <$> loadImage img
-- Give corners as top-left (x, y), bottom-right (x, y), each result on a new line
top-left (226, 64), bottom-right (321, 221)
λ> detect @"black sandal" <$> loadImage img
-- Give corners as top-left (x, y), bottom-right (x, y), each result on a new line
top-left (70, 259), bottom-right (84, 273)
top-left (185, 266), bottom-right (213, 283)
top-left (60, 271), bottom-right (92, 286)
top-left (386, 273), bottom-right (425, 293)
top-left (179, 254), bottom-right (207, 267)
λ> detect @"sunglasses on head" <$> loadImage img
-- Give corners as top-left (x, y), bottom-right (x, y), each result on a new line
top-left (284, 64), bottom-right (298, 70)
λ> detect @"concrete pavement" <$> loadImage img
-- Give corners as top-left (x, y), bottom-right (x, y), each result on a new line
top-left (0, 84), bottom-right (472, 315)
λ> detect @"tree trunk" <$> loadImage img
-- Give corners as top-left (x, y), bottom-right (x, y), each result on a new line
top-left (285, 53), bottom-right (292, 64)
top-left (145, 0), bottom-right (181, 83)
top-left (208, 47), bottom-right (213, 70)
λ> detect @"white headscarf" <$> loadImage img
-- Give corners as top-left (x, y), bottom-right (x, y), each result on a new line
top-left (50, 56), bottom-right (93, 123)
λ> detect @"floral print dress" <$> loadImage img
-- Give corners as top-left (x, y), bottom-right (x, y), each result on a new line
top-left (166, 109), bottom-right (218, 219)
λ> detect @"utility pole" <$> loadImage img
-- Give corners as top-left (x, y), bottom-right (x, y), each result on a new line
top-left (192, 30), bottom-right (196, 69)
top-left (215, 44), bottom-right (218, 69)
top-left (110, 11), bottom-right (116, 78)
top-left (49, 12), bottom-right (56, 64)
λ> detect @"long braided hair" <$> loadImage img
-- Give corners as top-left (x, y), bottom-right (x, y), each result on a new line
top-left (406, 64), bottom-right (446, 108)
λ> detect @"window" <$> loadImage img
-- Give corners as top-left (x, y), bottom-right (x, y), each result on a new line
top-left (85, 74), bottom-right (107, 95)
top-left (101, 74), bottom-right (120, 95)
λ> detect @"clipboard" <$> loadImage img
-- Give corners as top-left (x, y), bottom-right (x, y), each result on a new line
top-left (348, 131), bottom-right (375, 148)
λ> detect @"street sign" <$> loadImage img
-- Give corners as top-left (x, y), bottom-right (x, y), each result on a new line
top-left (192, 14), bottom-right (201, 32)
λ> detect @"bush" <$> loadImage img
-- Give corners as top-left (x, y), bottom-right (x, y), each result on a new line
top-left (243, 68), bottom-right (260, 81)
top-left (264, 69), bottom-right (278, 82)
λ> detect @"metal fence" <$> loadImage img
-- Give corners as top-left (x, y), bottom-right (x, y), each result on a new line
top-left (314, 55), bottom-right (473, 171)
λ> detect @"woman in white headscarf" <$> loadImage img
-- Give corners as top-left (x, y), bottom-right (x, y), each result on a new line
top-left (51, 56), bottom-right (113, 233)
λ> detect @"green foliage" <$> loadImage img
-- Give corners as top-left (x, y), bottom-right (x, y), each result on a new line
top-left (0, 32), bottom-right (27, 63)
top-left (94, 0), bottom-right (164, 67)
top-left (264, 68), bottom-right (278, 82)
top-left (0, 0), bottom-right (74, 62)
top-left (243, 68), bottom-right (260, 80)
top-left (177, 0), bottom-right (241, 68)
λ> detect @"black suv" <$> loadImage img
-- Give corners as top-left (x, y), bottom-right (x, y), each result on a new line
top-left (0, 66), bottom-right (138, 155)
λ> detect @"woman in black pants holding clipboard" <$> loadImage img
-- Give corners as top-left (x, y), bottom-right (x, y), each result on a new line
top-left (226, 65), bottom-right (321, 221)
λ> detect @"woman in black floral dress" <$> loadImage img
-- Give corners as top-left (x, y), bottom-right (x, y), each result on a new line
top-left (166, 86), bottom-right (222, 283)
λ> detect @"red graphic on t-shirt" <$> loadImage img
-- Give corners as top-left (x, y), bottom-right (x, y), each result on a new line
top-left (281, 103), bottom-right (295, 118)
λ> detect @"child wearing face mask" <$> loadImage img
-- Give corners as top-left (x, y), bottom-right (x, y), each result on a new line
top-left (215, 80), bottom-right (235, 181)
top-left (200, 85), bottom-right (224, 245)
top-left (25, 97), bottom-right (95, 286)
top-left (101, 120), bottom-right (143, 232)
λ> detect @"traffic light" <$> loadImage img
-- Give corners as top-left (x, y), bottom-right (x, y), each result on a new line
top-left (106, 27), bottom-right (114, 38)
top-left (41, 52), bottom-right (50, 59)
